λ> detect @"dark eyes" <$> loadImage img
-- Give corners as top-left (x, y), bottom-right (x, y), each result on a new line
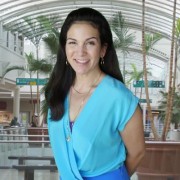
top-left (66, 40), bottom-right (96, 46)
top-left (87, 41), bottom-right (95, 45)
top-left (67, 41), bottom-right (76, 45)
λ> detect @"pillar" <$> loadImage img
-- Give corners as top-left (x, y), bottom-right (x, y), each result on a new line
top-left (0, 21), bottom-right (2, 44)
top-left (13, 86), bottom-right (20, 121)
top-left (142, 104), bottom-right (146, 126)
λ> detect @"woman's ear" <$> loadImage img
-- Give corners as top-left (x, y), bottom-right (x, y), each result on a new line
top-left (101, 43), bottom-right (108, 57)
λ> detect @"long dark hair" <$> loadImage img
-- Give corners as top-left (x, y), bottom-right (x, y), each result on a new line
top-left (45, 7), bottom-right (124, 120)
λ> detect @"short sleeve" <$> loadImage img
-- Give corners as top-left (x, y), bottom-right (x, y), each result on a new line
top-left (117, 89), bottom-right (139, 132)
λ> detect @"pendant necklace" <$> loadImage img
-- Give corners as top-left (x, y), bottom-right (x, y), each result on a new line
top-left (66, 71), bottom-right (102, 142)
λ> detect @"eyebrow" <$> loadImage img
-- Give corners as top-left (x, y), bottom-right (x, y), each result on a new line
top-left (66, 37), bottom-right (98, 41)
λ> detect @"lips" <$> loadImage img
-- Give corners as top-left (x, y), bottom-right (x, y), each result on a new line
top-left (75, 59), bottom-right (89, 64)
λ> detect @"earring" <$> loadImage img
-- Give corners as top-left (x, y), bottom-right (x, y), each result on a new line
top-left (66, 60), bottom-right (68, 65)
top-left (100, 57), bottom-right (104, 65)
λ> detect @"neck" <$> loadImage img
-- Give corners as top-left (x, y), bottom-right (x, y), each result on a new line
top-left (73, 70), bottom-right (102, 93)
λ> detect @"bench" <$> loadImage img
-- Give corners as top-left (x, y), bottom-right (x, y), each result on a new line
top-left (0, 166), bottom-right (12, 169)
top-left (8, 155), bottom-right (55, 165)
top-left (12, 164), bottom-right (57, 180)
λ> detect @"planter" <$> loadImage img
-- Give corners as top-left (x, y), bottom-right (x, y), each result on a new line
top-left (27, 128), bottom-right (49, 143)
top-left (137, 141), bottom-right (180, 180)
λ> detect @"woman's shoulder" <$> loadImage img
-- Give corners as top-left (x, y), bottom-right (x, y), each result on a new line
top-left (103, 75), bottom-right (129, 93)
top-left (101, 75), bottom-right (137, 101)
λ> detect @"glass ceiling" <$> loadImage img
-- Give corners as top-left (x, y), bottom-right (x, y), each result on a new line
top-left (0, 0), bottom-right (179, 39)
top-left (0, 0), bottom-right (179, 82)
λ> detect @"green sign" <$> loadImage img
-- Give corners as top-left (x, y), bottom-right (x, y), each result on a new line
top-left (133, 80), bottom-right (165, 88)
top-left (139, 99), bottom-right (152, 103)
top-left (16, 78), bottom-right (48, 85)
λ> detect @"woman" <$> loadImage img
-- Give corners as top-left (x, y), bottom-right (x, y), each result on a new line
top-left (45, 7), bottom-right (145, 180)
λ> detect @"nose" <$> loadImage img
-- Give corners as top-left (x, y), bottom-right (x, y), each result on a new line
top-left (76, 44), bottom-right (86, 55)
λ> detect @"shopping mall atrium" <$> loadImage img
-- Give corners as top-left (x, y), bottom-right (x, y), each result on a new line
top-left (0, 1), bottom-right (180, 180)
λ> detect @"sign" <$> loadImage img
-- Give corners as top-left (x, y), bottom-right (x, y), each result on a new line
top-left (16, 78), bottom-right (48, 85)
top-left (139, 99), bottom-right (152, 103)
top-left (133, 80), bottom-right (165, 88)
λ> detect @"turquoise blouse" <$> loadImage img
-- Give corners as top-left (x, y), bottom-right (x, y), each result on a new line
top-left (48, 75), bottom-right (139, 179)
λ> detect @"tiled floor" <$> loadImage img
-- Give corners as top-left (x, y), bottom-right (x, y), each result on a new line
top-left (0, 169), bottom-right (59, 180)
top-left (0, 168), bottom-right (138, 180)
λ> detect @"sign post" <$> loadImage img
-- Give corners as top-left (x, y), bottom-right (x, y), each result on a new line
top-left (16, 78), bottom-right (48, 85)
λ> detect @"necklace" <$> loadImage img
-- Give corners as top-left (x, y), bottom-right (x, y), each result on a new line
top-left (70, 71), bottom-right (102, 121)
top-left (72, 85), bottom-right (88, 95)
top-left (66, 71), bottom-right (102, 142)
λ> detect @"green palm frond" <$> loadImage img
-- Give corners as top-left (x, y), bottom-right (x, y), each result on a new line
top-left (36, 15), bottom-right (59, 56)
top-left (175, 18), bottom-right (180, 38)
top-left (145, 33), bottom-right (162, 52)
top-left (2, 66), bottom-right (25, 77)
top-left (25, 52), bottom-right (35, 64)
top-left (126, 63), bottom-right (152, 84)
top-left (111, 11), bottom-right (135, 55)
top-left (29, 59), bottom-right (53, 74)
top-left (158, 91), bottom-right (180, 125)
top-left (36, 15), bottom-right (59, 35)
top-left (43, 34), bottom-right (59, 55)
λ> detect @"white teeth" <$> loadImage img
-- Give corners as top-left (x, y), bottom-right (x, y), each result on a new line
top-left (75, 59), bottom-right (88, 64)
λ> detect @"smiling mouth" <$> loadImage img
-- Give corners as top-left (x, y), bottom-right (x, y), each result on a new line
top-left (75, 59), bottom-right (89, 64)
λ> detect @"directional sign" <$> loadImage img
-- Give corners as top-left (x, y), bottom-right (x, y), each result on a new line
top-left (133, 80), bottom-right (165, 88)
top-left (139, 99), bottom-right (152, 103)
top-left (16, 78), bottom-right (48, 85)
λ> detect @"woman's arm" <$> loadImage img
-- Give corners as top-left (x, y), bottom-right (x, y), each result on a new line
top-left (120, 105), bottom-right (145, 176)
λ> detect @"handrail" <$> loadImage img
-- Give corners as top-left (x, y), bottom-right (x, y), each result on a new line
top-left (0, 127), bottom-right (48, 131)
top-left (0, 140), bottom-right (50, 143)
top-left (145, 141), bottom-right (180, 145)
top-left (0, 129), bottom-right (50, 145)
top-left (0, 134), bottom-right (49, 137)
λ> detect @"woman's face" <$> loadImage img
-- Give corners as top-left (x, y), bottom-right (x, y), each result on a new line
top-left (65, 22), bottom-right (107, 75)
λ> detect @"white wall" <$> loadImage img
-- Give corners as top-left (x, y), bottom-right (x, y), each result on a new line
top-left (0, 25), bottom-right (25, 82)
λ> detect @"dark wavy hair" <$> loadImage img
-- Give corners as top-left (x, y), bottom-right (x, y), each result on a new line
top-left (45, 7), bottom-right (124, 120)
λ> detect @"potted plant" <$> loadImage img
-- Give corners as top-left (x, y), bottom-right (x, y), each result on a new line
top-left (136, 1), bottom-right (180, 180)
top-left (158, 91), bottom-right (180, 140)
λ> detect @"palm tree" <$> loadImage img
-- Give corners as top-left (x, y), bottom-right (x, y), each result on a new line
top-left (144, 33), bottom-right (162, 53)
top-left (29, 58), bottom-right (53, 126)
top-left (3, 52), bottom-right (53, 126)
top-left (162, 0), bottom-right (177, 140)
top-left (38, 15), bottom-right (60, 64)
top-left (158, 90), bottom-right (180, 129)
top-left (142, 0), bottom-right (159, 140)
top-left (7, 15), bottom-right (58, 123)
top-left (126, 63), bottom-right (152, 98)
top-left (173, 18), bottom-right (180, 101)
top-left (38, 17), bottom-right (59, 122)
top-left (2, 52), bottom-right (35, 114)
top-left (111, 11), bottom-right (135, 80)
top-left (126, 64), bottom-right (144, 85)
top-left (25, 52), bottom-right (37, 115)
top-left (24, 17), bottom-right (46, 123)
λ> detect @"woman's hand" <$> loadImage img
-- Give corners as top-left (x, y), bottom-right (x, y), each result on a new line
top-left (120, 105), bottom-right (145, 176)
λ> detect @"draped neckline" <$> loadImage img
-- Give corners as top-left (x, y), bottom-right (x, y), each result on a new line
top-left (67, 74), bottom-right (108, 131)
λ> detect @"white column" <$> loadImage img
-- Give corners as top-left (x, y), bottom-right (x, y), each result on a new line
top-left (13, 86), bottom-right (20, 120)
top-left (0, 22), bottom-right (2, 44)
